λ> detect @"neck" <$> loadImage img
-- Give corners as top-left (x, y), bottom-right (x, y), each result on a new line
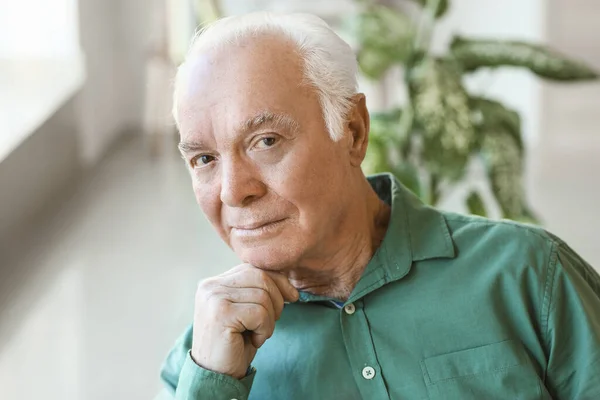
top-left (287, 178), bottom-right (391, 301)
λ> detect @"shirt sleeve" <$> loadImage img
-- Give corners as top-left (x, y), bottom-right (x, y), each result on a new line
top-left (160, 324), bottom-right (256, 400)
top-left (543, 240), bottom-right (600, 399)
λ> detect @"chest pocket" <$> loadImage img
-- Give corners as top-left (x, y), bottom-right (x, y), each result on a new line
top-left (420, 339), bottom-right (546, 400)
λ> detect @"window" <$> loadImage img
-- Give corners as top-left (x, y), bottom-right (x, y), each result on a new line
top-left (0, 0), bottom-right (83, 161)
top-left (0, 0), bottom-right (80, 58)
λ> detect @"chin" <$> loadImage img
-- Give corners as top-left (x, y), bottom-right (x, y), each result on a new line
top-left (234, 241), bottom-right (301, 271)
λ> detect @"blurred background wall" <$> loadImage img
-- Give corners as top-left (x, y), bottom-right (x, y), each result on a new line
top-left (0, 1), bottom-right (598, 399)
top-left (78, 0), bottom-right (149, 165)
top-left (534, 0), bottom-right (600, 269)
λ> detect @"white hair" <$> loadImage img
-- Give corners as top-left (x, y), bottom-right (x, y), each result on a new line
top-left (172, 11), bottom-right (359, 141)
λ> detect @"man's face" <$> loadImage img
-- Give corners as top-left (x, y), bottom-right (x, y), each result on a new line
top-left (176, 36), bottom-right (357, 270)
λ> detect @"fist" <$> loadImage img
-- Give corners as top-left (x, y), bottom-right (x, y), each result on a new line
top-left (190, 264), bottom-right (299, 379)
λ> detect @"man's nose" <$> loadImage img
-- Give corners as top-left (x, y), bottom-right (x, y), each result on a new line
top-left (219, 158), bottom-right (266, 207)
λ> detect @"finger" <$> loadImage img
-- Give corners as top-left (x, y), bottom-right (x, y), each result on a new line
top-left (214, 287), bottom-right (277, 324)
top-left (231, 303), bottom-right (275, 348)
top-left (221, 269), bottom-right (288, 318)
top-left (264, 271), bottom-right (299, 303)
top-left (222, 264), bottom-right (299, 303)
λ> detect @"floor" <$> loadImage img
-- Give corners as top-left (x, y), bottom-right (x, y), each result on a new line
top-left (0, 131), bottom-right (598, 400)
top-left (0, 136), bottom-right (238, 400)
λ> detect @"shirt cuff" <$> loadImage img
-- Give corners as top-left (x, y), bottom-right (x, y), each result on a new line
top-left (175, 351), bottom-right (255, 400)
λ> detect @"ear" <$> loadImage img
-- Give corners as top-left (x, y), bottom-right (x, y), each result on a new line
top-left (346, 93), bottom-right (370, 167)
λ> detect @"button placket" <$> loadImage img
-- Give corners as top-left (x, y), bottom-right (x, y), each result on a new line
top-left (340, 300), bottom-right (390, 399)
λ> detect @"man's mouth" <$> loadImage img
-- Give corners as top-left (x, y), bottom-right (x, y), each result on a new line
top-left (231, 218), bottom-right (287, 236)
top-left (233, 218), bottom-right (286, 230)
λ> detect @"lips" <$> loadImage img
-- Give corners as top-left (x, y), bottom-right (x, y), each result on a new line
top-left (232, 218), bottom-right (286, 231)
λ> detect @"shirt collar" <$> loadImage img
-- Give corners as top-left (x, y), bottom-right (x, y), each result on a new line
top-left (298, 173), bottom-right (456, 305)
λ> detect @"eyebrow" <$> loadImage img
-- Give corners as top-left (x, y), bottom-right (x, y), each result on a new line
top-left (178, 140), bottom-right (210, 153)
top-left (238, 111), bottom-right (300, 136)
top-left (178, 111), bottom-right (300, 153)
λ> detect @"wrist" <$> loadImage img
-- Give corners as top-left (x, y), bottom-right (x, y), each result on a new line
top-left (189, 351), bottom-right (249, 380)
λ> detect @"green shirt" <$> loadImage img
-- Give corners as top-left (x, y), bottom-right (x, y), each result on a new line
top-left (160, 174), bottom-right (600, 399)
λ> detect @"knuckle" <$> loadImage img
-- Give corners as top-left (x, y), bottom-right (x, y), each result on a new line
top-left (197, 286), bottom-right (227, 313)
top-left (256, 289), bottom-right (271, 306)
top-left (196, 277), bottom-right (216, 293)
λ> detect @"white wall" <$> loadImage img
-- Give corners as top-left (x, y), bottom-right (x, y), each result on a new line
top-left (542, 0), bottom-right (600, 149)
top-left (528, 0), bottom-right (600, 267)
top-left (78, 0), bottom-right (150, 165)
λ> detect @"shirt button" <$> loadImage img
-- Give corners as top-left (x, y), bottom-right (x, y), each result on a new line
top-left (362, 366), bottom-right (375, 380)
top-left (344, 303), bottom-right (356, 315)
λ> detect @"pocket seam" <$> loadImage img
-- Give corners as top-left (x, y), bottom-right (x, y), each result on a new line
top-left (426, 361), bottom-right (523, 385)
top-left (422, 339), bottom-right (525, 384)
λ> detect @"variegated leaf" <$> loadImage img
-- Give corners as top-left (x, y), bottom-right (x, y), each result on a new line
top-left (480, 128), bottom-right (525, 219)
top-left (470, 97), bottom-right (523, 153)
top-left (409, 58), bottom-right (475, 181)
top-left (451, 37), bottom-right (599, 81)
top-left (466, 191), bottom-right (487, 217)
top-left (357, 6), bottom-right (414, 79)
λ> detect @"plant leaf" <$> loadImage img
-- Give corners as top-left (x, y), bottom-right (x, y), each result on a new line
top-left (358, 48), bottom-right (396, 79)
top-left (451, 37), bottom-right (599, 81)
top-left (408, 0), bottom-right (450, 18)
top-left (370, 108), bottom-right (415, 158)
top-left (371, 108), bottom-right (404, 124)
top-left (470, 97), bottom-right (523, 153)
top-left (362, 135), bottom-right (391, 175)
top-left (466, 191), bottom-right (487, 217)
top-left (479, 127), bottom-right (526, 220)
top-left (408, 58), bottom-right (475, 181)
top-left (357, 6), bottom-right (415, 79)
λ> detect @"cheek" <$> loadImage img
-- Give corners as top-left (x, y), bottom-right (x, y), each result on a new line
top-left (265, 143), bottom-right (344, 217)
top-left (193, 182), bottom-right (223, 228)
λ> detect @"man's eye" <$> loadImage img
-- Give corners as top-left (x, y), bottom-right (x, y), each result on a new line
top-left (192, 155), bottom-right (215, 168)
top-left (255, 137), bottom-right (277, 149)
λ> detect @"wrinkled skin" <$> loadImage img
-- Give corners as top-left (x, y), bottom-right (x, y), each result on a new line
top-left (175, 34), bottom-right (389, 378)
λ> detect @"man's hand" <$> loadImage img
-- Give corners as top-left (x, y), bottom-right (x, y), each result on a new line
top-left (191, 264), bottom-right (299, 379)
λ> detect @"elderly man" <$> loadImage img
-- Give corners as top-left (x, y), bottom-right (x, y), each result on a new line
top-left (160, 11), bottom-right (600, 400)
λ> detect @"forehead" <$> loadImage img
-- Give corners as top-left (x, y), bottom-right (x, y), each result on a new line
top-left (175, 35), bottom-right (316, 139)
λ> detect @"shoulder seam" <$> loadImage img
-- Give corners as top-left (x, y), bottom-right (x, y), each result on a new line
top-left (442, 214), bottom-right (559, 246)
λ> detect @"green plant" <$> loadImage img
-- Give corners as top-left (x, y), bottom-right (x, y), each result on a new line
top-left (356, 0), bottom-right (598, 222)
